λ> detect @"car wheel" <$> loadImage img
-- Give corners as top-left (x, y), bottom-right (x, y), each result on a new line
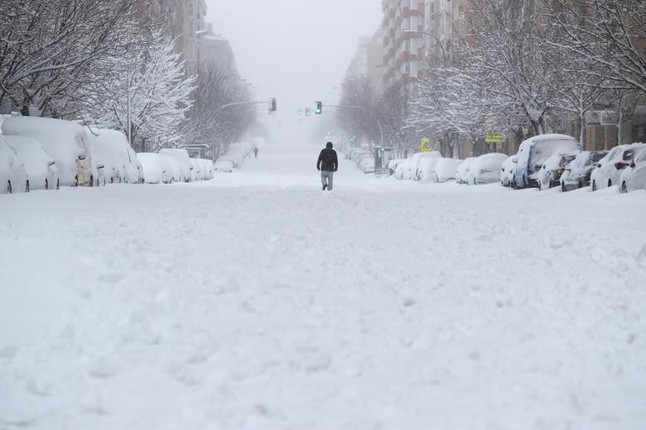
top-left (621, 181), bottom-right (628, 193)
top-left (592, 180), bottom-right (597, 191)
top-left (608, 179), bottom-right (612, 187)
top-left (561, 182), bottom-right (565, 193)
top-left (578, 181), bottom-right (583, 189)
top-left (75, 175), bottom-right (79, 187)
top-left (25, 180), bottom-right (30, 192)
top-left (90, 175), bottom-right (94, 187)
top-left (7, 180), bottom-right (11, 194)
top-left (56, 179), bottom-right (60, 190)
top-left (45, 179), bottom-right (49, 190)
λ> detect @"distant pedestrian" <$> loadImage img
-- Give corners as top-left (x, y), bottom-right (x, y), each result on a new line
top-left (253, 147), bottom-right (258, 158)
top-left (317, 141), bottom-right (338, 191)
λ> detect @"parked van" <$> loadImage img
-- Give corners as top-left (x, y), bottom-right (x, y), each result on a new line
top-left (512, 134), bottom-right (580, 189)
top-left (2, 117), bottom-right (93, 187)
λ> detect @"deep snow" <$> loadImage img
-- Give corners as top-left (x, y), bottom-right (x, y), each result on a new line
top-left (1, 142), bottom-right (645, 430)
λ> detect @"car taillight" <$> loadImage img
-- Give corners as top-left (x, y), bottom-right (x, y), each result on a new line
top-left (615, 162), bottom-right (629, 170)
top-left (556, 168), bottom-right (565, 177)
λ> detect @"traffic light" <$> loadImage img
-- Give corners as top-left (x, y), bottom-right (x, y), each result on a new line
top-left (315, 101), bottom-right (322, 114)
top-left (269, 97), bottom-right (277, 112)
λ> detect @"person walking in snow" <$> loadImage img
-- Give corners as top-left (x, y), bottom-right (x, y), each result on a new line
top-left (253, 147), bottom-right (258, 158)
top-left (317, 141), bottom-right (338, 191)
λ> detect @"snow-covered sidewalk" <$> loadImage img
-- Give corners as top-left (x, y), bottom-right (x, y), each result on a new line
top-left (1, 143), bottom-right (645, 430)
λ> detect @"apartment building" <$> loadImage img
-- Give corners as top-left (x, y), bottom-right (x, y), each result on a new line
top-left (139, 0), bottom-right (206, 74)
top-left (381, 0), bottom-right (426, 96)
top-left (199, 23), bottom-right (238, 75)
top-left (345, 31), bottom-right (384, 97)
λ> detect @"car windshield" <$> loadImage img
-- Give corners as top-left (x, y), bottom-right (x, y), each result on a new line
top-left (591, 152), bottom-right (607, 163)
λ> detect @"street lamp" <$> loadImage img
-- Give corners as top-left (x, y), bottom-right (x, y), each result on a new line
top-left (403, 29), bottom-right (449, 62)
top-left (171, 29), bottom-right (207, 45)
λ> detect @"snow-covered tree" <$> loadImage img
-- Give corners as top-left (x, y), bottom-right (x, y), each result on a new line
top-left (337, 76), bottom-right (378, 145)
top-left (183, 62), bottom-right (257, 157)
top-left (546, 0), bottom-right (646, 93)
top-left (82, 30), bottom-right (195, 151)
top-left (0, 0), bottom-right (140, 115)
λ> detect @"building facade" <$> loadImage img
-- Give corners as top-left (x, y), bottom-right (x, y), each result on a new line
top-left (345, 31), bottom-right (384, 96)
top-left (199, 23), bottom-right (238, 74)
top-left (380, 0), bottom-right (426, 96)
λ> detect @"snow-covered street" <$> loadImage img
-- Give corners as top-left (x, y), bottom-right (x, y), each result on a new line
top-left (1, 142), bottom-right (646, 430)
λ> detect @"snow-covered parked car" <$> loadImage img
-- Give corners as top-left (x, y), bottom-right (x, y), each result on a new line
top-left (3, 135), bottom-right (59, 191)
top-left (559, 150), bottom-right (608, 192)
top-left (500, 156), bottom-right (515, 187)
top-left (159, 148), bottom-right (192, 182)
top-left (222, 141), bottom-right (255, 167)
top-left (512, 134), bottom-right (580, 189)
top-left (412, 151), bottom-right (441, 180)
top-left (537, 152), bottom-right (578, 190)
top-left (89, 129), bottom-right (142, 185)
top-left (619, 146), bottom-right (646, 193)
top-left (467, 153), bottom-right (508, 185)
top-left (358, 154), bottom-right (375, 173)
top-left (387, 159), bottom-right (406, 176)
top-left (417, 157), bottom-right (443, 182)
top-left (125, 147), bottom-right (144, 184)
top-left (200, 159), bottom-right (214, 180)
top-left (394, 158), bottom-right (414, 180)
top-left (189, 158), bottom-right (204, 181)
top-left (2, 117), bottom-right (93, 187)
top-left (456, 157), bottom-right (475, 184)
top-left (214, 159), bottom-right (234, 173)
top-left (137, 152), bottom-right (173, 184)
top-left (0, 136), bottom-right (29, 194)
top-left (433, 158), bottom-right (463, 182)
top-left (590, 143), bottom-right (646, 191)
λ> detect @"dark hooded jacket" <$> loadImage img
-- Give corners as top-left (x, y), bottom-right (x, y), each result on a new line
top-left (317, 142), bottom-right (338, 172)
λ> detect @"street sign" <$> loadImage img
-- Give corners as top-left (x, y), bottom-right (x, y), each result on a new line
top-left (485, 134), bottom-right (504, 143)
top-left (420, 138), bottom-right (432, 152)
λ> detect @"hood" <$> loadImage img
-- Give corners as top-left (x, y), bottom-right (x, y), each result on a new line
top-left (326, 142), bottom-right (333, 149)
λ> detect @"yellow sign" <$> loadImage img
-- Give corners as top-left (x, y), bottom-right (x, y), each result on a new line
top-left (420, 138), bottom-right (432, 152)
top-left (485, 134), bottom-right (504, 143)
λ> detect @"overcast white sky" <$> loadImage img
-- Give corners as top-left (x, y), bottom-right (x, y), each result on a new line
top-left (205, 0), bottom-right (382, 116)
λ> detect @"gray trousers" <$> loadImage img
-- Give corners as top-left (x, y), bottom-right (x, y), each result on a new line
top-left (321, 170), bottom-right (334, 190)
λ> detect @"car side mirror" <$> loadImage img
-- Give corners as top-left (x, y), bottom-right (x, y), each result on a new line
top-left (97, 164), bottom-right (105, 169)
top-left (631, 161), bottom-right (636, 168)
top-left (565, 166), bottom-right (571, 171)
top-left (512, 157), bottom-right (518, 163)
top-left (48, 160), bottom-right (56, 167)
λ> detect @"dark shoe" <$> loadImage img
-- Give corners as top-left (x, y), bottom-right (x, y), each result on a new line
top-left (322, 184), bottom-right (327, 190)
